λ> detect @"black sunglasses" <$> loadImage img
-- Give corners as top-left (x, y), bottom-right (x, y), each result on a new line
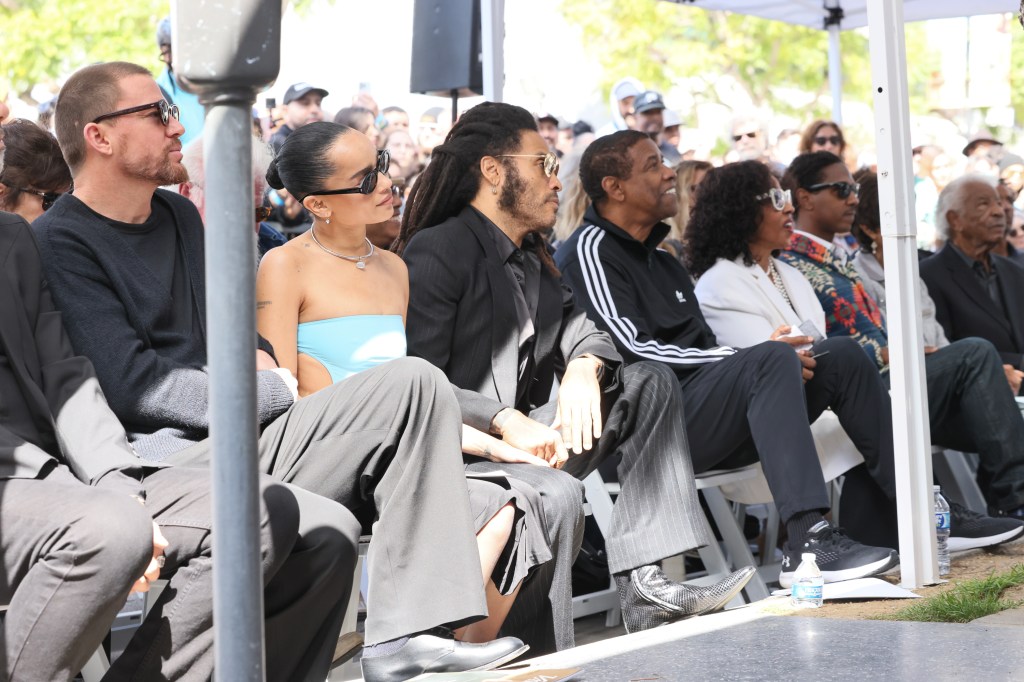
top-left (814, 135), bottom-right (842, 147)
top-left (805, 181), bottom-right (860, 200)
top-left (301, 150), bottom-right (390, 202)
top-left (732, 131), bottom-right (759, 142)
top-left (92, 100), bottom-right (180, 126)
top-left (15, 187), bottom-right (64, 211)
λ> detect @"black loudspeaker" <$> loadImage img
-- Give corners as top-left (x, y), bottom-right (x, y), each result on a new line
top-left (410, 0), bottom-right (483, 97)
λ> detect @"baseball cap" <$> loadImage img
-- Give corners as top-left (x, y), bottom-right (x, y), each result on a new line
top-left (535, 112), bottom-right (559, 126)
top-left (962, 133), bottom-right (1002, 157)
top-left (633, 91), bottom-right (665, 114)
top-left (612, 78), bottom-right (644, 102)
top-left (283, 83), bottom-right (329, 105)
top-left (663, 109), bottom-right (682, 128)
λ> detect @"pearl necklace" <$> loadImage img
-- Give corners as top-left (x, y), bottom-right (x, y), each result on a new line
top-left (310, 225), bottom-right (375, 270)
top-left (767, 258), bottom-right (796, 312)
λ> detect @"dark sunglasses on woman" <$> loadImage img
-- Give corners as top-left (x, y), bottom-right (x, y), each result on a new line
top-left (300, 150), bottom-right (390, 201)
top-left (15, 187), bottom-right (64, 211)
top-left (813, 135), bottom-right (841, 147)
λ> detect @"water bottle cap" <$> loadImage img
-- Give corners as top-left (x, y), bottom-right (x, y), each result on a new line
top-left (801, 552), bottom-right (816, 561)
top-left (933, 485), bottom-right (941, 492)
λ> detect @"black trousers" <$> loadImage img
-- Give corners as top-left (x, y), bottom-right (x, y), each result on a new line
top-left (678, 337), bottom-right (896, 534)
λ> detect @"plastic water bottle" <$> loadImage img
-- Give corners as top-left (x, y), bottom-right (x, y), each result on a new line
top-left (934, 485), bottom-right (951, 576)
top-left (790, 552), bottom-right (824, 609)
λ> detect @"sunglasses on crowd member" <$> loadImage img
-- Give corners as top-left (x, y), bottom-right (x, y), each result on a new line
top-left (497, 151), bottom-right (560, 178)
top-left (254, 206), bottom-right (272, 222)
top-left (814, 135), bottom-right (842, 147)
top-left (732, 131), bottom-right (760, 142)
top-left (1011, 228), bottom-right (1021, 238)
top-left (754, 187), bottom-right (792, 211)
top-left (301, 150), bottom-right (390, 202)
top-left (92, 100), bottom-right (181, 126)
top-left (805, 181), bottom-right (860, 200)
top-left (15, 187), bottom-right (64, 211)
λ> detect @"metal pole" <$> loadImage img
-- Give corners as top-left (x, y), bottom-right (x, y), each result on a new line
top-left (480, 0), bottom-right (505, 101)
top-left (865, 0), bottom-right (938, 588)
top-left (827, 23), bottom-right (843, 123)
top-left (174, 1), bottom-right (281, 678)
top-left (203, 101), bottom-right (265, 680)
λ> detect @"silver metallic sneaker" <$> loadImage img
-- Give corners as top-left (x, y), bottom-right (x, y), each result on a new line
top-left (616, 565), bottom-right (756, 633)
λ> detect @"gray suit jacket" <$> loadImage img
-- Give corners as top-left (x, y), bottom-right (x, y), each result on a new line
top-left (0, 211), bottom-right (152, 495)
top-left (403, 206), bottom-right (622, 431)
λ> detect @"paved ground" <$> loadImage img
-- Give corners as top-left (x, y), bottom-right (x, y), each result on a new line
top-left (521, 604), bottom-right (1024, 681)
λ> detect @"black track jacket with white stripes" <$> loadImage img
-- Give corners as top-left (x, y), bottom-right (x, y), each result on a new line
top-left (555, 205), bottom-right (735, 380)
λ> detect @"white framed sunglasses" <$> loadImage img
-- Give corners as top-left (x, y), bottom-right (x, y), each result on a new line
top-left (755, 187), bottom-right (792, 211)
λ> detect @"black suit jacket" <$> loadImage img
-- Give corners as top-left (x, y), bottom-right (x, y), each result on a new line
top-left (920, 244), bottom-right (1024, 369)
top-left (404, 206), bottom-right (622, 431)
top-left (0, 211), bottom-right (151, 494)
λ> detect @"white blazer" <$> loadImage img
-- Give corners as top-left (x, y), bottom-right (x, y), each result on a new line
top-left (693, 255), bottom-right (862, 503)
top-left (694, 256), bottom-right (827, 348)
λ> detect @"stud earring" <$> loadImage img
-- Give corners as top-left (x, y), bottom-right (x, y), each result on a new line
top-left (325, 217), bottom-right (331, 224)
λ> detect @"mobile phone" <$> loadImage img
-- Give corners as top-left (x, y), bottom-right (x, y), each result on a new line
top-left (358, 81), bottom-right (372, 95)
top-left (798, 319), bottom-right (825, 345)
top-left (265, 96), bottom-right (276, 111)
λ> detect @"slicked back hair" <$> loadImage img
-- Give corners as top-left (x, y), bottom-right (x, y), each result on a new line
top-left (781, 150), bottom-right (845, 219)
top-left (395, 101), bottom-right (537, 255)
top-left (579, 130), bottom-right (650, 205)
top-left (55, 61), bottom-right (152, 173)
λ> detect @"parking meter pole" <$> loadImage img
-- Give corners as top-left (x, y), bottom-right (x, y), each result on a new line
top-left (173, 1), bottom-right (281, 678)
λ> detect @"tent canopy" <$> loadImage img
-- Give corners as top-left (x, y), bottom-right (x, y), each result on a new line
top-left (675, 1), bottom-right (1013, 30)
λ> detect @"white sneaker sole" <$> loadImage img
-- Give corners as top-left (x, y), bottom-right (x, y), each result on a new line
top-left (779, 553), bottom-right (899, 588)
top-left (948, 525), bottom-right (1024, 552)
top-left (469, 644), bottom-right (530, 671)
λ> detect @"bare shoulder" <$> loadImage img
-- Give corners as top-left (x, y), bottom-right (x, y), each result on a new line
top-left (376, 248), bottom-right (407, 272)
top-left (259, 237), bottom-right (310, 274)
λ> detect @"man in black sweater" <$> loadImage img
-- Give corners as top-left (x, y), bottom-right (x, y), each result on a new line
top-left (34, 61), bottom-right (524, 681)
top-left (556, 131), bottom-right (903, 586)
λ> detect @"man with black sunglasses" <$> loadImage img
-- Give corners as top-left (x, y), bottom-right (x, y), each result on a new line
top-left (783, 152), bottom-right (1024, 528)
top-left (35, 61), bottom-right (530, 680)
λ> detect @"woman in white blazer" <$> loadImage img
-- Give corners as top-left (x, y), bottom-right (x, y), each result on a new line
top-left (685, 161), bottom-right (904, 549)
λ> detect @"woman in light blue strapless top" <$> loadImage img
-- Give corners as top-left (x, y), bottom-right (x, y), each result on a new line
top-left (256, 122), bottom-right (561, 649)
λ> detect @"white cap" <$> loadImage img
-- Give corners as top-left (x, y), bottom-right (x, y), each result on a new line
top-left (801, 553), bottom-right (816, 562)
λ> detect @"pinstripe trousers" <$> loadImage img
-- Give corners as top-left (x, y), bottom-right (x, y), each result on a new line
top-left (525, 361), bottom-right (714, 576)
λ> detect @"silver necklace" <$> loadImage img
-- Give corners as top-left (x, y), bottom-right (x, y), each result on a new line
top-left (310, 225), bottom-right (375, 270)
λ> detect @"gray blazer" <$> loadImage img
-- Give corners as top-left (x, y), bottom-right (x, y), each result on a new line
top-left (403, 206), bottom-right (622, 431)
top-left (0, 211), bottom-right (153, 495)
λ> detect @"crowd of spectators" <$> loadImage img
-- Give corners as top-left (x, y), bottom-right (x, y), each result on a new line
top-left (4, 17), bottom-right (1024, 682)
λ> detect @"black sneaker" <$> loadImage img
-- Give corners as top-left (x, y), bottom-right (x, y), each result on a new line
top-left (949, 501), bottom-right (1024, 552)
top-left (778, 520), bottom-right (899, 588)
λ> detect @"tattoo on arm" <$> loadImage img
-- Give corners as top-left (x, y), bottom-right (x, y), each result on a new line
top-left (257, 300), bottom-right (272, 310)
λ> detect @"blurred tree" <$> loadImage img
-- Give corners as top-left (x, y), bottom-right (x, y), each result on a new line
top-left (559, 0), bottom-right (938, 119)
top-left (0, 0), bottom-right (169, 102)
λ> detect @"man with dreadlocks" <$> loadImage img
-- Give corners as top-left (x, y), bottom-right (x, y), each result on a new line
top-left (397, 102), bottom-right (755, 633)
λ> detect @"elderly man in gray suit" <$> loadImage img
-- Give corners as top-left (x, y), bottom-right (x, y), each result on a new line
top-left (397, 102), bottom-right (755, 633)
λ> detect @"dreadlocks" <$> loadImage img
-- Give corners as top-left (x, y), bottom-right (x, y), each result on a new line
top-left (394, 101), bottom-right (557, 272)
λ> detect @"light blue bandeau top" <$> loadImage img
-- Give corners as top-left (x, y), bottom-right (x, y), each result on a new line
top-left (296, 315), bottom-right (406, 384)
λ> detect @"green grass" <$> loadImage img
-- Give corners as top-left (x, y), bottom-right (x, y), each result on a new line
top-left (879, 564), bottom-right (1024, 623)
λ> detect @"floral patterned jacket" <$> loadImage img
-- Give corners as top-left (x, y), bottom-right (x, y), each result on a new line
top-left (779, 233), bottom-right (888, 370)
